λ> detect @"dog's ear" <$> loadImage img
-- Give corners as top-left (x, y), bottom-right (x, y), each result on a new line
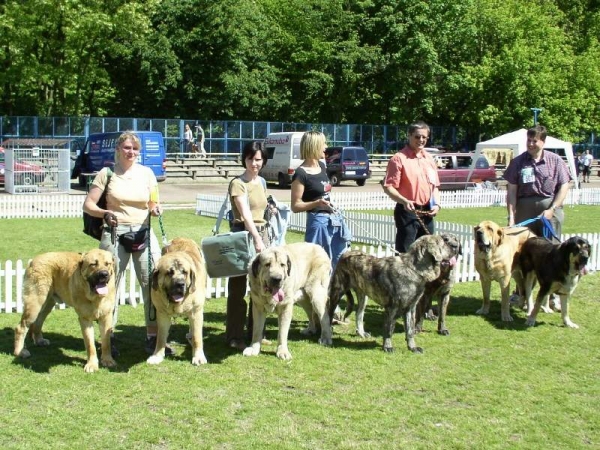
top-left (496, 226), bottom-right (504, 246)
top-left (251, 254), bottom-right (261, 279)
top-left (151, 269), bottom-right (160, 291)
top-left (188, 266), bottom-right (196, 293)
top-left (286, 253), bottom-right (292, 276)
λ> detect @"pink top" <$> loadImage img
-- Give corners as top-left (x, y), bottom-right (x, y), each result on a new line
top-left (383, 146), bottom-right (440, 205)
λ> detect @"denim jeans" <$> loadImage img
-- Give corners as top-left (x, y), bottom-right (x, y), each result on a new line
top-left (305, 211), bottom-right (350, 269)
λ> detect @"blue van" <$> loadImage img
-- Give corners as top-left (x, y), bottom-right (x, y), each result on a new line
top-left (72, 131), bottom-right (167, 186)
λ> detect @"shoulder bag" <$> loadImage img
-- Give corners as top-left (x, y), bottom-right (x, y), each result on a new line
top-left (201, 178), bottom-right (257, 278)
top-left (83, 168), bottom-right (113, 240)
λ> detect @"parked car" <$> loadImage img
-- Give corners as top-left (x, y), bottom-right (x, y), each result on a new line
top-left (0, 147), bottom-right (45, 185)
top-left (433, 152), bottom-right (496, 190)
top-left (324, 146), bottom-right (371, 186)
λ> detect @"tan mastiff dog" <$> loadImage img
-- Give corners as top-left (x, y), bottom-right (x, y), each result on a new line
top-left (14, 249), bottom-right (117, 373)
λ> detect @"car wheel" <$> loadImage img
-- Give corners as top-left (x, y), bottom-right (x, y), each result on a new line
top-left (330, 173), bottom-right (341, 186)
top-left (277, 173), bottom-right (287, 189)
top-left (356, 179), bottom-right (366, 187)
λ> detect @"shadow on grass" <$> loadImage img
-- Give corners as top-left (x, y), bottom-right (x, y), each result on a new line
top-left (4, 327), bottom-right (108, 373)
top-left (449, 294), bottom-right (532, 331)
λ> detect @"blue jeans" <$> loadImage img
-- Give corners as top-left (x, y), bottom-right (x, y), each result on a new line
top-left (305, 211), bottom-right (350, 269)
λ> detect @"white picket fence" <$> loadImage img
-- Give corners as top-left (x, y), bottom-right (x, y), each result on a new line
top-left (1, 189), bottom-right (599, 313)
top-left (0, 187), bottom-right (600, 219)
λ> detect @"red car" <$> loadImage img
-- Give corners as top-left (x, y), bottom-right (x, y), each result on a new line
top-left (0, 147), bottom-right (45, 185)
top-left (434, 153), bottom-right (497, 190)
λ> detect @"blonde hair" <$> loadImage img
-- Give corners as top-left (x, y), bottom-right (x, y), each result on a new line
top-left (300, 131), bottom-right (326, 160)
top-left (115, 131), bottom-right (141, 162)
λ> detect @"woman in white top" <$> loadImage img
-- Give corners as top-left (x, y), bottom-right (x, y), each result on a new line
top-left (83, 131), bottom-right (164, 357)
top-left (184, 124), bottom-right (193, 154)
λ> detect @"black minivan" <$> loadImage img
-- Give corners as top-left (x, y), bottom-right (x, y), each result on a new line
top-left (324, 146), bottom-right (371, 186)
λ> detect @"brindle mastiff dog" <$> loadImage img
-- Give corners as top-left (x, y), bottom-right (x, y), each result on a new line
top-left (14, 249), bottom-right (117, 373)
top-left (328, 234), bottom-right (459, 354)
top-left (415, 234), bottom-right (462, 335)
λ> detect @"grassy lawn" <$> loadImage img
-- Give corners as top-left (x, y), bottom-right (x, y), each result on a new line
top-left (0, 209), bottom-right (599, 448)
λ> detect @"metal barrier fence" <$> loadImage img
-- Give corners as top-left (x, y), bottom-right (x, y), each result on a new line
top-left (0, 116), bottom-right (468, 155)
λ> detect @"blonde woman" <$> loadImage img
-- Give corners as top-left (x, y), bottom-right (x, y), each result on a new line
top-left (83, 131), bottom-right (164, 357)
top-left (291, 131), bottom-right (350, 269)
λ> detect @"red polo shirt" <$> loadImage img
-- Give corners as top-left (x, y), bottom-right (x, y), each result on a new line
top-left (383, 146), bottom-right (440, 205)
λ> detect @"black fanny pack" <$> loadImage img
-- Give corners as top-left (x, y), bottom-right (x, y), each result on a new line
top-left (118, 227), bottom-right (150, 253)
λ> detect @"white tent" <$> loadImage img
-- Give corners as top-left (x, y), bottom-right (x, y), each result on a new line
top-left (472, 128), bottom-right (578, 189)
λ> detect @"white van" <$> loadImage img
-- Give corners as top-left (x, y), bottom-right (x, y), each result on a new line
top-left (261, 132), bottom-right (305, 188)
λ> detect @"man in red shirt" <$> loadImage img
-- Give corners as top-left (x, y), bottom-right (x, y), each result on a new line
top-left (382, 121), bottom-right (441, 252)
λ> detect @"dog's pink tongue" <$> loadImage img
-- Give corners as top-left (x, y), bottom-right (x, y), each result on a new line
top-left (581, 266), bottom-right (588, 275)
top-left (172, 295), bottom-right (184, 303)
top-left (449, 256), bottom-right (457, 267)
top-left (272, 288), bottom-right (284, 303)
top-left (95, 283), bottom-right (109, 295)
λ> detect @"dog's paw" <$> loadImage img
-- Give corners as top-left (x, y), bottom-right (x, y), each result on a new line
top-left (35, 338), bottom-right (50, 347)
top-left (356, 330), bottom-right (371, 339)
top-left (191, 352), bottom-right (208, 365)
top-left (501, 313), bottom-right (514, 322)
top-left (541, 305), bottom-right (554, 314)
top-left (147, 354), bottom-right (165, 365)
top-left (276, 346), bottom-right (292, 361)
top-left (438, 329), bottom-right (450, 336)
top-left (475, 307), bottom-right (489, 316)
top-left (242, 345), bottom-right (260, 357)
top-left (410, 346), bottom-right (424, 354)
top-left (563, 319), bottom-right (579, 329)
top-left (101, 356), bottom-right (117, 368)
top-left (16, 348), bottom-right (31, 359)
top-left (84, 359), bottom-right (100, 373)
top-left (300, 326), bottom-right (317, 336)
top-left (318, 337), bottom-right (332, 346)
top-left (526, 317), bottom-right (536, 327)
top-left (382, 346), bottom-right (394, 353)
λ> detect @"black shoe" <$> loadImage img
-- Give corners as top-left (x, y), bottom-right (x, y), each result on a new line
top-left (145, 336), bottom-right (174, 356)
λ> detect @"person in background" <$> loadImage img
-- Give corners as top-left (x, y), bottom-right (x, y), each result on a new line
top-left (83, 131), bottom-right (164, 356)
top-left (226, 141), bottom-right (270, 350)
top-left (382, 121), bottom-right (441, 253)
top-left (291, 131), bottom-right (350, 270)
top-left (582, 149), bottom-right (593, 183)
top-left (183, 124), bottom-right (193, 154)
top-left (504, 125), bottom-right (571, 238)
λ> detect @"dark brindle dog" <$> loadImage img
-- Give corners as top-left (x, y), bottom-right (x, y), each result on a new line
top-left (328, 234), bottom-right (459, 354)
top-left (415, 235), bottom-right (462, 335)
top-left (519, 236), bottom-right (590, 328)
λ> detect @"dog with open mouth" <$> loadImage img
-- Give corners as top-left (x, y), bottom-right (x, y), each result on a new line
top-left (149, 238), bottom-right (207, 365)
top-left (415, 233), bottom-right (463, 336)
top-left (519, 236), bottom-right (590, 328)
top-left (14, 249), bottom-right (117, 373)
top-left (244, 242), bottom-right (332, 361)
top-left (328, 233), bottom-right (460, 354)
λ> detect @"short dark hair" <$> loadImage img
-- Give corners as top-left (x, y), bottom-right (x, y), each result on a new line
top-left (408, 121), bottom-right (430, 137)
top-left (527, 125), bottom-right (547, 141)
top-left (241, 141), bottom-right (267, 168)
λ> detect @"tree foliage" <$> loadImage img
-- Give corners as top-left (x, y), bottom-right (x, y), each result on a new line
top-left (0, 0), bottom-right (598, 140)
